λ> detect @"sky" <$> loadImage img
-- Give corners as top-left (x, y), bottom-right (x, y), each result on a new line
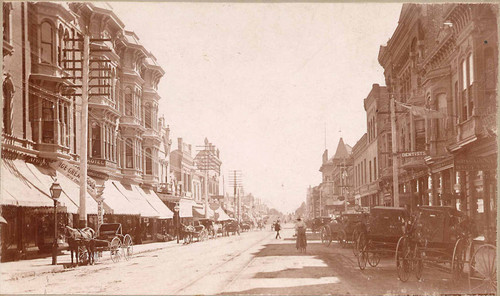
top-left (112, 2), bottom-right (403, 214)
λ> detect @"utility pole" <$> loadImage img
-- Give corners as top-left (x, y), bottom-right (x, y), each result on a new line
top-left (390, 95), bottom-right (400, 207)
top-left (228, 170), bottom-right (242, 222)
top-left (78, 34), bottom-right (90, 228)
top-left (196, 141), bottom-right (216, 218)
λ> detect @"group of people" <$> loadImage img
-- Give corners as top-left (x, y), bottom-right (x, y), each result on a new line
top-left (272, 218), bottom-right (307, 252)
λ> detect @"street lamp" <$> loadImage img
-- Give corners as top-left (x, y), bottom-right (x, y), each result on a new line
top-left (174, 203), bottom-right (180, 244)
top-left (50, 179), bottom-right (62, 265)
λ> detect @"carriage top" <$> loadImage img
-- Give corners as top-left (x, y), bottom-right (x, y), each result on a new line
top-left (97, 223), bottom-right (123, 240)
top-left (413, 205), bottom-right (469, 244)
top-left (366, 207), bottom-right (409, 240)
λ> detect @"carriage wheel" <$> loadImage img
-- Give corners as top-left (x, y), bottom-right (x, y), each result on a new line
top-left (413, 244), bottom-right (423, 281)
top-left (357, 232), bottom-right (367, 270)
top-left (339, 231), bottom-right (347, 248)
top-left (122, 234), bottom-right (134, 260)
top-left (468, 244), bottom-right (496, 294)
top-left (110, 237), bottom-right (122, 263)
top-left (78, 245), bottom-right (89, 265)
top-left (451, 238), bottom-right (467, 281)
top-left (367, 249), bottom-right (381, 267)
top-left (396, 236), bottom-right (411, 282)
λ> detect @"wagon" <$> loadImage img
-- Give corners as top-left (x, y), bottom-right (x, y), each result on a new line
top-left (312, 217), bottom-right (332, 233)
top-left (94, 223), bottom-right (134, 263)
top-left (396, 206), bottom-right (496, 293)
top-left (224, 219), bottom-right (240, 236)
top-left (356, 207), bottom-right (409, 270)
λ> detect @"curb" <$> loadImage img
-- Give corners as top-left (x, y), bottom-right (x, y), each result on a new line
top-left (5, 242), bottom-right (178, 281)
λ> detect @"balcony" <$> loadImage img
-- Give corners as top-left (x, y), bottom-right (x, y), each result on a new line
top-left (120, 116), bottom-right (145, 131)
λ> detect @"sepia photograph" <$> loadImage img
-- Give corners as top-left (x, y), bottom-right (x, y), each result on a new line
top-left (0, 1), bottom-right (498, 295)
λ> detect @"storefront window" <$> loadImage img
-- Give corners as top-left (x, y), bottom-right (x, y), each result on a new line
top-left (42, 100), bottom-right (55, 143)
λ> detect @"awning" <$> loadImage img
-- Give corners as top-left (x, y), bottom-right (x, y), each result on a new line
top-left (179, 198), bottom-right (195, 218)
top-left (48, 162), bottom-right (98, 214)
top-left (112, 182), bottom-right (159, 217)
top-left (136, 187), bottom-right (173, 219)
top-left (193, 207), bottom-right (206, 218)
top-left (215, 208), bottom-right (232, 221)
top-left (102, 181), bottom-right (140, 216)
top-left (1, 159), bottom-right (54, 207)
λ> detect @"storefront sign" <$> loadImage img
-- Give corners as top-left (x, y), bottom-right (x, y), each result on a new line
top-left (401, 151), bottom-right (427, 157)
top-left (97, 201), bottom-right (104, 226)
top-left (50, 160), bottom-right (97, 196)
top-left (454, 157), bottom-right (496, 171)
top-left (88, 158), bottom-right (106, 167)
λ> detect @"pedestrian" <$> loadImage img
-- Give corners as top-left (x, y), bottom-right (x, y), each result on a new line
top-left (295, 217), bottom-right (307, 252)
top-left (275, 220), bottom-right (281, 239)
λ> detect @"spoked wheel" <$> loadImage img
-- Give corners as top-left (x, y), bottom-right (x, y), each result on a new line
top-left (451, 238), bottom-right (467, 281)
top-left (339, 231), bottom-right (347, 248)
top-left (122, 234), bottom-right (134, 260)
top-left (414, 244), bottom-right (423, 281)
top-left (396, 236), bottom-right (411, 282)
top-left (357, 232), bottom-right (367, 270)
top-left (110, 236), bottom-right (122, 263)
top-left (201, 230), bottom-right (208, 242)
top-left (78, 245), bottom-right (89, 265)
top-left (367, 249), bottom-right (381, 267)
top-left (468, 244), bottom-right (497, 294)
top-left (320, 227), bottom-right (329, 246)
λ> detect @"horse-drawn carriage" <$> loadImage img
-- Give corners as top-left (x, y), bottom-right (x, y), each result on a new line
top-left (65, 223), bottom-right (133, 265)
top-left (356, 207), bottom-right (409, 270)
top-left (240, 221), bottom-right (252, 232)
top-left (224, 219), bottom-right (240, 236)
top-left (395, 206), bottom-right (496, 293)
top-left (320, 213), bottom-right (367, 250)
top-left (312, 217), bottom-right (332, 233)
top-left (180, 221), bottom-right (208, 244)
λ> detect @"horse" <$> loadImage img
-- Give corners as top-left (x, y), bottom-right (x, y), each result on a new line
top-left (64, 226), bottom-right (96, 265)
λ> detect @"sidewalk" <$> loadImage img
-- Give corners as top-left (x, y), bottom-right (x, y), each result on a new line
top-left (1, 240), bottom-right (180, 281)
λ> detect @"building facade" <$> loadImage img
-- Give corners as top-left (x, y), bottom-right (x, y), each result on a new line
top-left (378, 4), bottom-right (497, 240)
top-left (2, 2), bottom-right (174, 260)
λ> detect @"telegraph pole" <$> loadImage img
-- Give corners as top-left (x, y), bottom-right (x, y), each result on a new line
top-left (228, 170), bottom-right (242, 222)
top-left (390, 95), bottom-right (400, 207)
top-left (78, 34), bottom-right (90, 228)
top-left (196, 141), bottom-right (215, 218)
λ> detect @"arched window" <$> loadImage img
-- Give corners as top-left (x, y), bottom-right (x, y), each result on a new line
top-left (91, 122), bottom-right (101, 158)
top-left (3, 75), bottom-right (14, 134)
top-left (40, 21), bottom-right (54, 63)
top-left (145, 103), bottom-right (152, 128)
top-left (126, 138), bottom-right (133, 168)
top-left (125, 87), bottom-right (133, 116)
top-left (145, 148), bottom-right (152, 175)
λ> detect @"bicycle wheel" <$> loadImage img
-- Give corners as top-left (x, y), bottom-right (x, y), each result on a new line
top-left (396, 236), bottom-right (411, 282)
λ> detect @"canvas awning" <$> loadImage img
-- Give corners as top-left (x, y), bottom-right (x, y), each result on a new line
top-left (1, 159), bottom-right (54, 207)
top-left (135, 186), bottom-right (173, 219)
top-left (112, 182), bottom-right (159, 218)
top-left (102, 181), bottom-right (140, 216)
top-left (179, 199), bottom-right (195, 218)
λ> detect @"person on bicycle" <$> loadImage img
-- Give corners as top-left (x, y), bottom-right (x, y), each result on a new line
top-left (295, 217), bottom-right (307, 251)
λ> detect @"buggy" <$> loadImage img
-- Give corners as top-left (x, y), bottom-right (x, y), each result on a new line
top-left (94, 223), bottom-right (134, 263)
top-left (356, 207), bottom-right (409, 270)
top-left (396, 206), bottom-right (496, 293)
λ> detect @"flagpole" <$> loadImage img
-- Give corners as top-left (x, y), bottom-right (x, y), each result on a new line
top-left (390, 96), bottom-right (400, 208)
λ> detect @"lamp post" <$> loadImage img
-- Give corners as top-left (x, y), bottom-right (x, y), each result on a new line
top-left (50, 179), bottom-right (62, 265)
top-left (174, 203), bottom-right (180, 244)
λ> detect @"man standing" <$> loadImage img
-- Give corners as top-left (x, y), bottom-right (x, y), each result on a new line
top-left (274, 220), bottom-right (281, 239)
